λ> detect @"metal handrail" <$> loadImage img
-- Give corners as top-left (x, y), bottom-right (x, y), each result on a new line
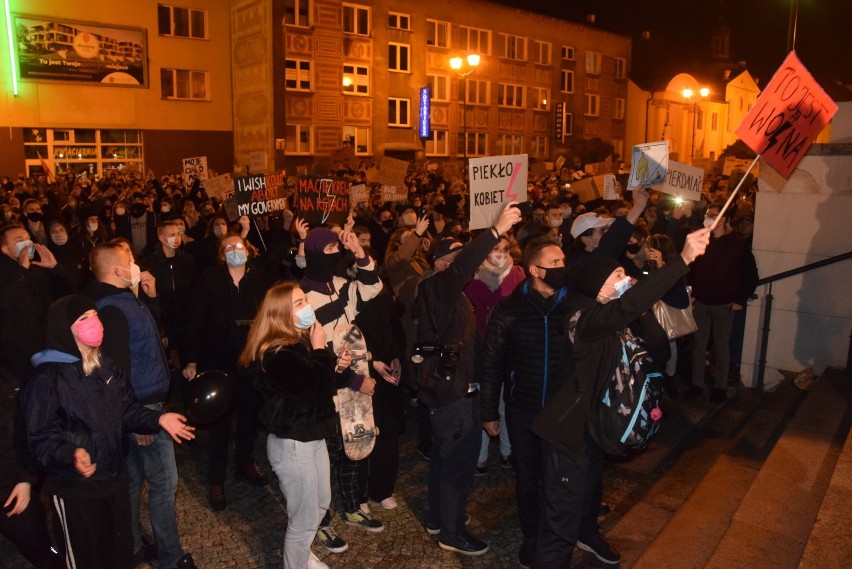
top-left (755, 250), bottom-right (852, 390)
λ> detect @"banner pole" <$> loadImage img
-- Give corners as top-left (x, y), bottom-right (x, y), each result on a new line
top-left (712, 155), bottom-right (760, 231)
top-left (252, 217), bottom-right (268, 251)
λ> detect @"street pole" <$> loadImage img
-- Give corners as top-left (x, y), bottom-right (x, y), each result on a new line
top-left (450, 54), bottom-right (480, 160)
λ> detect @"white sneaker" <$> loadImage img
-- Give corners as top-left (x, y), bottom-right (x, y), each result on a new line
top-left (307, 549), bottom-right (329, 569)
top-left (359, 502), bottom-right (371, 515)
top-left (380, 496), bottom-right (398, 510)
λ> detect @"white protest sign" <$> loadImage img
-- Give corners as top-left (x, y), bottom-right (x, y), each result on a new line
top-left (182, 156), bottom-right (208, 181)
top-left (349, 183), bottom-right (368, 204)
top-left (602, 174), bottom-right (618, 200)
top-left (380, 185), bottom-right (407, 203)
top-left (468, 154), bottom-right (528, 230)
top-left (202, 173), bottom-right (234, 199)
top-left (653, 160), bottom-right (703, 202)
top-left (628, 141), bottom-right (669, 188)
top-left (249, 151), bottom-right (268, 173)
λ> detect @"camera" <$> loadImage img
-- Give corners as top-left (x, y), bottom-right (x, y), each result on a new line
top-left (642, 259), bottom-right (657, 275)
top-left (410, 341), bottom-right (442, 364)
top-left (410, 340), bottom-right (461, 381)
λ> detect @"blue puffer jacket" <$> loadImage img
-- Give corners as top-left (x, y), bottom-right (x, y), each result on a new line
top-left (22, 350), bottom-right (161, 484)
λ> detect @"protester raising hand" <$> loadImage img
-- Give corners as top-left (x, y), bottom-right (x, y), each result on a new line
top-left (680, 227), bottom-right (712, 265)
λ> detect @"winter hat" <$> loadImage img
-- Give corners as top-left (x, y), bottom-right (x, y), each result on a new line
top-left (44, 295), bottom-right (98, 358)
top-left (572, 258), bottom-right (621, 300)
top-left (304, 227), bottom-right (339, 253)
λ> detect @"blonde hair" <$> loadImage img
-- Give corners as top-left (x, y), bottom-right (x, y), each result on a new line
top-left (79, 345), bottom-right (102, 376)
top-left (238, 281), bottom-right (304, 367)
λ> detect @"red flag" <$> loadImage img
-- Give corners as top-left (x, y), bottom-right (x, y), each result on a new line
top-left (36, 151), bottom-right (55, 184)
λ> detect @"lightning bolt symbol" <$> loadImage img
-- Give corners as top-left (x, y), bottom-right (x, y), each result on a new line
top-left (319, 178), bottom-right (336, 224)
top-left (505, 162), bottom-right (523, 201)
top-left (761, 120), bottom-right (792, 155)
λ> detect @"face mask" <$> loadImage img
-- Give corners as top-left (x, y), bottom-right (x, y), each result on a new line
top-left (561, 208), bottom-right (572, 219)
top-left (130, 203), bottom-right (147, 217)
top-left (16, 240), bottom-right (35, 259)
top-left (161, 205), bottom-right (171, 213)
top-left (304, 250), bottom-right (341, 283)
top-left (118, 262), bottom-right (142, 287)
top-left (536, 265), bottom-right (570, 289)
top-left (294, 304), bottom-right (316, 330)
top-left (603, 276), bottom-right (632, 301)
top-left (165, 236), bottom-right (180, 249)
top-left (51, 232), bottom-right (68, 246)
top-left (26, 212), bottom-right (43, 223)
top-left (87, 220), bottom-right (98, 233)
top-left (225, 249), bottom-right (247, 267)
top-left (72, 315), bottom-right (104, 348)
top-left (548, 218), bottom-right (562, 228)
top-left (626, 242), bottom-right (642, 254)
top-left (212, 225), bottom-right (225, 239)
top-left (114, 207), bottom-right (126, 216)
top-left (703, 217), bottom-right (715, 229)
top-left (381, 218), bottom-right (395, 230)
top-left (489, 252), bottom-right (508, 268)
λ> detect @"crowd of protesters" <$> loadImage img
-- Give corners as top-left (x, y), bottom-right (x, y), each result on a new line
top-left (0, 159), bottom-right (757, 568)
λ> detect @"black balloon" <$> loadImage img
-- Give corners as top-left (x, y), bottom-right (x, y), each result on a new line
top-left (184, 370), bottom-right (235, 425)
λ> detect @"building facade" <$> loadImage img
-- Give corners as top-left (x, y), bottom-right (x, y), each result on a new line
top-left (231, 0), bottom-right (631, 174)
top-left (0, 0), bottom-right (234, 179)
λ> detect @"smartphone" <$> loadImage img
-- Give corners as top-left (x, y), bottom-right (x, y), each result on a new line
top-left (512, 201), bottom-right (534, 217)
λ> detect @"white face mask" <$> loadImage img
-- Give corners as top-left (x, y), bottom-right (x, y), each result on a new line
top-left (117, 262), bottom-right (142, 287)
top-left (51, 232), bottom-right (68, 246)
top-left (598, 276), bottom-right (631, 303)
top-left (165, 236), bottom-right (180, 249)
top-left (703, 216), bottom-right (716, 228)
top-left (488, 252), bottom-right (508, 268)
top-left (548, 217), bottom-right (563, 228)
top-left (87, 220), bottom-right (98, 232)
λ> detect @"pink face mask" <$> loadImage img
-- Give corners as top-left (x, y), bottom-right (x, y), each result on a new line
top-left (72, 315), bottom-right (104, 347)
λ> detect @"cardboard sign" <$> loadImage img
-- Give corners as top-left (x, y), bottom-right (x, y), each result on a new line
top-left (381, 185), bottom-right (408, 203)
top-left (349, 184), bottom-right (368, 205)
top-left (222, 195), bottom-right (240, 222)
top-left (378, 156), bottom-right (410, 188)
top-left (296, 177), bottom-right (350, 226)
top-left (365, 167), bottom-right (380, 184)
top-left (628, 141), bottom-right (669, 188)
top-left (722, 157), bottom-right (757, 177)
top-left (233, 172), bottom-right (289, 218)
top-left (202, 173), bottom-right (234, 199)
top-left (735, 52), bottom-right (838, 178)
top-left (182, 156), bottom-right (208, 181)
top-left (248, 151), bottom-right (268, 173)
top-left (602, 174), bottom-right (618, 200)
top-left (571, 176), bottom-right (602, 203)
top-left (331, 145), bottom-right (355, 166)
top-left (653, 160), bottom-right (703, 202)
top-left (468, 154), bottom-right (529, 230)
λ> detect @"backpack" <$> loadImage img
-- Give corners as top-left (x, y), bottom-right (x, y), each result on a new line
top-left (569, 311), bottom-right (664, 456)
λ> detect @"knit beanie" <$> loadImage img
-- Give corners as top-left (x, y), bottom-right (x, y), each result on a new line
top-left (572, 258), bottom-right (621, 300)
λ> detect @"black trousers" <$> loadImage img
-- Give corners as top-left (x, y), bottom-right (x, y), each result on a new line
top-left (504, 405), bottom-right (542, 543)
top-left (0, 488), bottom-right (63, 569)
top-left (532, 438), bottom-right (604, 569)
top-left (208, 380), bottom-right (264, 485)
top-left (358, 428), bottom-right (400, 503)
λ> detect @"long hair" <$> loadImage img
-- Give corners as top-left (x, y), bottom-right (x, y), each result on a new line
top-left (238, 281), bottom-right (304, 367)
top-left (79, 345), bottom-right (102, 376)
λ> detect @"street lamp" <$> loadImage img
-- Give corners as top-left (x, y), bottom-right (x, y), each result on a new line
top-left (682, 87), bottom-right (709, 164)
top-left (450, 54), bottom-right (481, 159)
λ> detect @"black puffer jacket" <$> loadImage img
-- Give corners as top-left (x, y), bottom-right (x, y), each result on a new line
top-left (480, 280), bottom-right (573, 421)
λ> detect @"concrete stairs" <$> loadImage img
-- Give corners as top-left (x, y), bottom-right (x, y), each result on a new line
top-left (606, 366), bottom-right (851, 569)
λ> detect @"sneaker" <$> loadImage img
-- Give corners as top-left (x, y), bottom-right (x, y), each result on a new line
top-left (475, 463), bottom-right (488, 477)
top-left (500, 455), bottom-right (512, 469)
top-left (132, 537), bottom-right (157, 565)
top-left (307, 550), bottom-right (329, 569)
top-left (236, 463), bottom-right (267, 487)
top-left (426, 514), bottom-right (470, 536)
top-left (576, 534), bottom-right (621, 565)
top-left (343, 510), bottom-right (384, 532)
top-left (438, 532), bottom-right (489, 556)
top-left (379, 496), bottom-right (398, 510)
top-left (314, 526), bottom-right (348, 553)
top-left (173, 553), bottom-right (198, 569)
top-left (208, 484), bottom-right (227, 512)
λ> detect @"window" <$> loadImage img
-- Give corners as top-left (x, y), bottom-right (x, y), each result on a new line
top-left (497, 84), bottom-right (524, 108)
top-left (495, 134), bottom-right (523, 155)
top-left (500, 34), bottom-right (526, 61)
top-left (284, 0), bottom-right (310, 27)
top-left (585, 94), bottom-right (600, 116)
top-left (530, 135), bottom-right (548, 159)
top-left (389, 43), bottom-right (410, 72)
top-left (342, 3), bottom-right (370, 36)
top-left (160, 68), bottom-right (208, 100)
top-left (426, 19), bottom-right (449, 48)
top-left (285, 124), bottom-right (312, 154)
top-left (560, 69), bottom-right (574, 93)
top-left (388, 12), bottom-right (410, 30)
top-left (464, 79), bottom-right (489, 105)
top-left (158, 5), bottom-right (206, 39)
top-left (711, 112), bottom-right (719, 131)
top-left (531, 87), bottom-right (549, 110)
top-left (343, 64), bottom-right (369, 94)
top-left (614, 98), bottom-right (625, 119)
top-left (459, 132), bottom-right (487, 157)
top-left (425, 130), bottom-right (448, 156)
top-left (564, 112), bottom-right (574, 136)
top-left (615, 57), bottom-right (627, 79)
top-left (613, 140), bottom-right (624, 159)
top-left (459, 26), bottom-right (490, 54)
top-left (24, 128), bottom-right (144, 178)
top-left (534, 41), bottom-right (552, 65)
top-left (696, 108), bottom-right (705, 130)
top-left (285, 59), bottom-right (311, 91)
top-left (343, 125), bottom-right (370, 154)
top-left (427, 74), bottom-right (449, 101)
top-left (561, 45), bottom-right (575, 60)
top-left (585, 51), bottom-right (601, 74)
top-left (388, 98), bottom-right (410, 127)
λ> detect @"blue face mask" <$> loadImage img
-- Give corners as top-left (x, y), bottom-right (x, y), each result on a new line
top-left (16, 240), bottom-right (35, 259)
top-left (225, 249), bottom-right (247, 267)
top-left (294, 304), bottom-right (316, 330)
top-left (611, 276), bottom-right (631, 299)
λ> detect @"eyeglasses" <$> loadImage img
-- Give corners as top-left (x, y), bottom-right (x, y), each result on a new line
top-left (223, 242), bottom-right (245, 252)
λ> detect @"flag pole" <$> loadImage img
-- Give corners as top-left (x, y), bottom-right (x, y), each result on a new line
top-left (711, 155), bottom-right (760, 231)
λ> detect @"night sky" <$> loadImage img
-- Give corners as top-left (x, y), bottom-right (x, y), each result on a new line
top-left (494, 0), bottom-right (852, 88)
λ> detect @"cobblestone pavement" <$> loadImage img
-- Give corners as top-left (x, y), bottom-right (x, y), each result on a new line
top-left (2, 400), bottom-right (693, 569)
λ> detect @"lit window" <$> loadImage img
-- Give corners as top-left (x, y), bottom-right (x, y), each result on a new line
top-left (531, 87), bottom-right (549, 111)
top-left (285, 60), bottom-right (311, 91)
top-left (388, 98), bottom-right (410, 127)
top-left (283, 0), bottom-right (311, 27)
top-left (343, 125), bottom-right (370, 154)
top-left (160, 68), bottom-right (208, 100)
top-left (388, 12), bottom-right (410, 30)
top-left (285, 124), bottom-right (312, 154)
top-left (158, 4), bottom-right (207, 39)
top-left (389, 43), bottom-right (410, 72)
top-left (342, 4), bottom-right (370, 36)
top-left (426, 19), bottom-right (449, 48)
top-left (343, 64), bottom-right (369, 95)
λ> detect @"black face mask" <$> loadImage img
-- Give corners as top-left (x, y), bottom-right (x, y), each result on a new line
top-left (381, 219), bottom-right (394, 230)
top-left (626, 242), bottom-right (642, 254)
top-left (304, 250), bottom-right (342, 283)
top-left (130, 203), bottom-right (147, 218)
top-left (536, 265), bottom-right (571, 289)
top-left (27, 212), bottom-right (43, 223)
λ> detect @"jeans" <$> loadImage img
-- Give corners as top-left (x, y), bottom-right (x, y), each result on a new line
top-left (427, 393), bottom-right (481, 545)
top-left (479, 385), bottom-right (511, 464)
top-left (126, 428), bottom-right (184, 568)
top-left (504, 405), bottom-right (542, 543)
top-left (691, 301), bottom-right (735, 388)
top-left (267, 436), bottom-right (330, 569)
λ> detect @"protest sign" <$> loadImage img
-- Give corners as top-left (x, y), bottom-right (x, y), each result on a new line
top-left (722, 157), bottom-right (756, 177)
top-left (653, 160), bottom-right (703, 202)
top-left (365, 167), bottom-right (380, 184)
top-left (349, 184), bottom-right (368, 205)
top-left (182, 156), bottom-right (208, 181)
top-left (735, 51), bottom-right (838, 178)
top-left (296, 177), bottom-right (350, 226)
top-left (331, 145), bottom-right (355, 166)
top-left (222, 195), bottom-right (240, 222)
top-left (571, 175), bottom-right (605, 203)
top-left (628, 141), bottom-right (669, 188)
top-left (378, 156), bottom-right (409, 187)
top-left (468, 154), bottom-right (528, 230)
top-left (602, 174), bottom-right (618, 200)
top-left (381, 185), bottom-right (408, 203)
top-left (248, 151), bottom-right (268, 173)
top-left (202, 173), bottom-right (234, 199)
top-left (233, 172), bottom-right (289, 218)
